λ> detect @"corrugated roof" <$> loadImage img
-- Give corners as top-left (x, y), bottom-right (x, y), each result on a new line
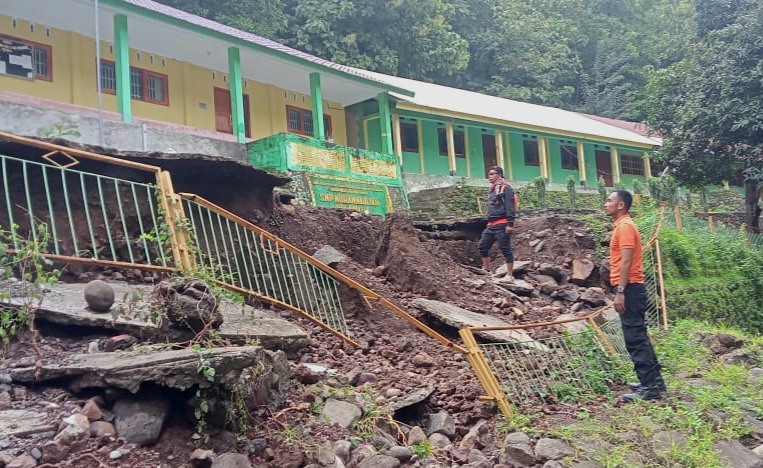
top-left (114, 0), bottom-right (408, 92)
top-left (360, 70), bottom-right (660, 148)
top-left (575, 112), bottom-right (663, 144)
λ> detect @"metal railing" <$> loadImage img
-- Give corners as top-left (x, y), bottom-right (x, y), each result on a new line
top-left (0, 132), bottom-right (465, 351)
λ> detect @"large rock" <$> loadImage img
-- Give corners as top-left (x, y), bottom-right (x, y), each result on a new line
top-left (556, 286), bottom-right (581, 302)
top-left (715, 440), bottom-right (763, 468)
top-left (571, 259), bottom-right (596, 285)
top-left (532, 275), bottom-right (558, 295)
top-left (84, 280), bottom-right (115, 312)
top-left (535, 438), bottom-right (574, 461)
top-left (495, 260), bottom-right (531, 277)
top-left (154, 279), bottom-right (223, 333)
top-left (411, 299), bottom-right (548, 351)
top-left (211, 453), bottom-right (252, 468)
top-left (580, 287), bottom-right (607, 306)
top-left (113, 394), bottom-right (171, 446)
top-left (426, 412), bottom-right (456, 437)
top-left (493, 278), bottom-right (535, 296)
top-left (321, 399), bottom-right (361, 428)
top-left (358, 454), bottom-right (400, 468)
top-left (538, 264), bottom-right (566, 282)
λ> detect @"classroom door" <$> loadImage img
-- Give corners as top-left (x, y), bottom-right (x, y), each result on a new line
top-left (482, 134), bottom-right (497, 174)
top-left (595, 150), bottom-right (613, 186)
top-left (213, 87), bottom-right (251, 137)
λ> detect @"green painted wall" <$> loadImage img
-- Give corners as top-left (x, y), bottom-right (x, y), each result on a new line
top-left (366, 117), bottom-right (382, 152)
top-left (548, 137), bottom-right (580, 184)
top-left (583, 142), bottom-right (599, 185)
top-left (509, 133), bottom-right (542, 181)
top-left (421, 120), bottom-right (450, 175)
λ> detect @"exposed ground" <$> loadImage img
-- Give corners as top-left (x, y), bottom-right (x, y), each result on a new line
top-left (0, 201), bottom-right (626, 468)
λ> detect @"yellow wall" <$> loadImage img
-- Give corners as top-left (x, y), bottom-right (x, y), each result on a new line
top-left (0, 14), bottom-right (347, 144)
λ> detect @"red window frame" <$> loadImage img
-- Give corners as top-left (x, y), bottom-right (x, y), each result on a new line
top-left (286, 105), bottom-right (333, 139)
top-left (98, 59), bottom-right (169, 106)
top-left (1, 34), bottom-right (52, 81)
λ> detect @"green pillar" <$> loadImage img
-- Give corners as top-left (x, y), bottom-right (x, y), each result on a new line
top-left (309, 72), bottom-right (325, 141)
top-left (378, 92), bottom-right (393, 155)
top-left (228, 47), bottom-right (246, 143)
top-left (113, 14), bottom-right (131, 123)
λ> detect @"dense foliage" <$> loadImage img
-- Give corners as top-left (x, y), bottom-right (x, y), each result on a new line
top-left (158, 0), bottom-right (696, 119)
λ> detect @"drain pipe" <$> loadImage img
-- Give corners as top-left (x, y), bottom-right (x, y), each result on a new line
top-left (94, 0), bottom-right (105, 146)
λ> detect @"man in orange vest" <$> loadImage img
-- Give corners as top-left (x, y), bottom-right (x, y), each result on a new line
top-left (605, 189), bottom-right (665, 401)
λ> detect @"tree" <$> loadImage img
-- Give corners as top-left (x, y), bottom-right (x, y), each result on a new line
top-left (281, 0), bottom-right (469, 80)
top-left (157, 0), bottom-right (287, 39)
top-left (644, 0), bottom-right (763, 230)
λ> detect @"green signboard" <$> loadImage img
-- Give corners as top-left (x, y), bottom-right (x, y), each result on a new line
top-left (307, 174), bottom-right (389, 215)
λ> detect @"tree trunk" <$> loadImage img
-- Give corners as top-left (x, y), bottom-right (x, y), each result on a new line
top-left (744, 179), bottom-right (762, 232)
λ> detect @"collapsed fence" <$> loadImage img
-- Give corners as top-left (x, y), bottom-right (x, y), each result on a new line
top-left (0, 132), bottom-right (464, 353)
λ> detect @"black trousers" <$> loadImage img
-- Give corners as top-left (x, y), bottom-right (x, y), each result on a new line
top-left (478, 223), bottom-right (513, 262)
top-left (620, 283), bottom-right (662, 386)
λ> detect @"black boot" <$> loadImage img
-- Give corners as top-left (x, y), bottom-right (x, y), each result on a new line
top-left (622, 385), bottom-right (662, 402)
top-left (627, 375), bottom-right (666, 392)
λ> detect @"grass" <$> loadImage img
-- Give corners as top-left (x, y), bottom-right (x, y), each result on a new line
top-left (506, 318), bottom-right (763, 468)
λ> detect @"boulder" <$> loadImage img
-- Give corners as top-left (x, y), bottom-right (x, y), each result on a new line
top-left (113, 394), bottom-right (171, 446)
top-left (84, 280), bottom-right (115, 313)
top-left (312, 246), bottom-right (347, 267)
top-left (426, 412), bottom-right (456, 437)
top-left (358, 455), bottom-right (400, 468)
top-left (580, 288), bottom-right (607, 306)
top-left (538, 264), bottom-right (566, 282)
top-left (571, 259), bottom-right (596, 285)
top-left (211, 453), bottom-right (252, 468)
top-left (533, 275), bottom-right (558, 295)
top-left (154, 279), bottom-right (222, 332)
top-left (321, 399), bottom-right (361, 429)
top-left (535, 438), bottom-right (574, 461)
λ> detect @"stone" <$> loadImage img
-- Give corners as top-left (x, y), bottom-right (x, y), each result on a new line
top-left (153, 279), bottom-right (223, 332)
top-left (571, 463), bottom-right (604, 468)
top-left (312, 246), bottom-right (347, 267)
top-left (0, 392), bottom-right (10, 411)
top-left (503, 432), bottom-right (531, 445)
top-left (386, 384), bottom-right (436, 412)
top-left (407, 426), bottom-right (427, 445)
top-left (316, 444), bottom-right (335, 466)
top-left (113, 394), bottom-right (171, 446)
top-left (554, 314), bottom-right (589, 334)
top-left (572, 259), bottom-right (596, 285)
top-left (556, 286), bottom-right (581, 303)
top-left (425, 412), bottom-right (455, 437)
top-left (428, 432), bottom-right (451, 449)
top-left (580, 288), bottom-right (606, 306)
top-left (412, 353), bottom-right (435, 368)
top-left (459, 420), bottom-right (488, 451)
top-left (535, 438), bottom-right (574, 461)
top-left (190, 448), bottom-right (216, 468)
top-left (6, 454), bottom-right (36, 468)
top-left (0, 409), bottom-right (51, 437)
top-left (386, 446), bottom-right (412, 462)
top-left (714, 440), bottom-right (763, 468)
top-left (293, 364), bottom-right (322, 385)
top-left (211, 453), bottom-right (252, 468)
top-left (89, 421), bottom-right (116, 437)
top-left (500, 442), bottom-right (536, 467)
top-left (538, 264), bottom-right (565, 281)
top-left (494, 278), bottom-right (536, 296)
top-left (533, 275), bottom-right (558, 295)
top-left (350, 445), bottom-right (377, 465)
top-left (29, 448), bottom-right (41, 460)
top-left (410, 299), bottom-right (548, 351)
top-left (652, 430), bottom-right (687, 454)
top-left (84, 279), bottom-right (115, 312)
top-left (749, 368), bottom-right (763, 384)
top-left (81, 398), bottom-right (103, 421)
top-left (534, 240), bottom-right (546, 253)
top-left (357, 454), bottom-right (400, 468)
top-left (355, 372), bottom-right (377, 385)
top-left (247, 438), bottom-right (267, 457)
top-left (373, 265), bottom-right (387, 277)
top-left (41, 440), bottom-right (69, 464)
top-left (54, 414), bottom-right (90, 451)
top-left (543, 462), bottom-right (567, 468)
top-left (321, 399), bottom-right (361, 429)
top-left (495, 261), bottom-right (531, 277)
top-left (333, 440), bottom-right (352, 461)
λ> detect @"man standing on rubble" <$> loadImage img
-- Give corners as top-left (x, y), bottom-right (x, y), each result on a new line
top-left (605, 189), bottom-right (665, 401)
top-left (478, 166), bottom-right (516, 280)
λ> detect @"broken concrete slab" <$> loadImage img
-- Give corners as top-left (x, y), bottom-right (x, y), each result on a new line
top-left (495, 260), bottom-right (531, 277)
top-left (0, 409), bottom-right (53, 437)
top-left (492, 278), bottom-right (535, 296)
top-left (312, 246), bottom-right (347, 267)
top-left (10, 346), bottom-right (267, 393)
top-left (411, 299), bottom-right (548, 351)
top-left (3, 283), bottom-right (307, 353)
